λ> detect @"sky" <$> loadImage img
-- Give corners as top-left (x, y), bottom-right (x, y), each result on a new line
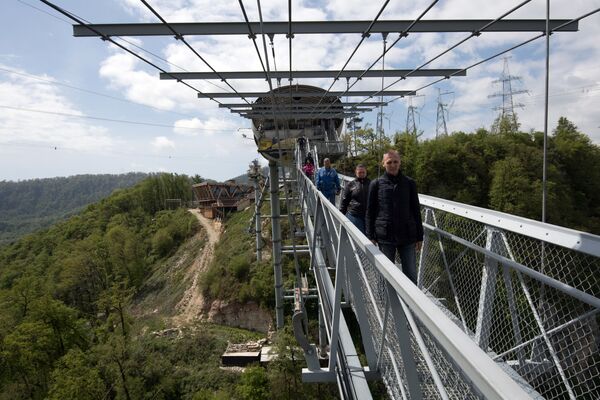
top-left (1, 0), bottom-right (599, 182)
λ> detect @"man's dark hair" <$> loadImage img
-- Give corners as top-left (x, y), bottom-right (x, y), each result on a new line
top-left (356, 164), bottom-right (366, 169)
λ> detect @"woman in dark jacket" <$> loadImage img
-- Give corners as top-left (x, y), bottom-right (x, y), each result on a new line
top-left (340, 164), bottom-right (370, 234)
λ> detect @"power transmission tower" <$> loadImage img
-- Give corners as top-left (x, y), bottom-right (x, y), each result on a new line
top-left (436, 89), bottom-right (453, 138)
top-left (405, 95), bottom-right (424, 139)
top-left (488, 57), bottom-right (528, 132)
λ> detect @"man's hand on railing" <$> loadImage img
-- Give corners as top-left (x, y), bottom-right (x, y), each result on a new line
top-left (416, 241), bottom-right (422, 252)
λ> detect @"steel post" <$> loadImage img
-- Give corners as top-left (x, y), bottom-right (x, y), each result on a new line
top-left (269, 161), bottom-right (284, 329)
top-left (254, 177), bottom-right (262, 262)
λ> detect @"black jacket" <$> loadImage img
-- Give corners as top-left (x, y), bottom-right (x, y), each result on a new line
top-left (365, 172), bottom-right (424, 245)
top-left (340, 177), bottom-right (370, 218)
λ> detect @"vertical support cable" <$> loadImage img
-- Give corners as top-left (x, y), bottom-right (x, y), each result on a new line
top-left (542, 0), bottom-right (550, 223)
top-left (377, 33), bottom-right (387, 177)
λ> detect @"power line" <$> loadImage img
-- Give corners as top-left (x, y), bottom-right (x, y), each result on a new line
top-left (0, 66), bottom-right (199, 119)
top-left (0, 105), bottom-right (237, 132)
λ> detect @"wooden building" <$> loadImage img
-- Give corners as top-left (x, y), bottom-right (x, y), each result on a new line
top-left (192, 181), bottom-right (254, 219)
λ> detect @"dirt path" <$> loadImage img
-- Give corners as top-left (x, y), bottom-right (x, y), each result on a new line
top-left (173, 209), bottom-right (221, 325)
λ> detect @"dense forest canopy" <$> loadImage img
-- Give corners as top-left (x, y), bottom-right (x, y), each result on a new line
top-left (338, 116), bottom-right (600, 235)
top-left (0, 173), bottom-right (148, 245)
top-left (0, 173), bottom-right (340, 399)
top-left (0, 174), bottom-right (202, 399)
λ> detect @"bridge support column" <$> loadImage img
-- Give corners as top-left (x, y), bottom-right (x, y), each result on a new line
top-left (269, 161), bottom-right (284, 329)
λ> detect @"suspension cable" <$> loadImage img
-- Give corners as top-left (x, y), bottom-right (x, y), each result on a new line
top-left (313, 0), bottom-right (438, 118)
top-left (139, 0), bottom-right (250, 104)
top-left (288, 0), bottom-right (294, 118)
top-left (38, 0), bottom-right (224, 105)
top-left (307, 0), bottom-right (392, 116)
top-left (354, 0), bottom-right (534, 108)
top-left (27, 0), bottom-right (229, 92)
top-left (385, 8), bottom-right (600, 106)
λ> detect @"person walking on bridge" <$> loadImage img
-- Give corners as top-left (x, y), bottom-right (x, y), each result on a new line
top-left (340, 164), bottom-right (370, 234)
top-left (315, 158), bottom-right (340, 204)
top-left (366, 150), bottom-right (423, 284)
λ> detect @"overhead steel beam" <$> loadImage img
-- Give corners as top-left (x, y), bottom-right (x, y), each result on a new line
top-left (160, 69), bottom-right (466, 80)
top-left (229, 105), bottom-right (374, 111)
top-left (240, 113), bottom-right (358, 119)
top-left (199, 90), bottom-right (415, 99)
top-left (233, 107), bottom-right (373, 113)
top-left (219, 101), bottom-right (386, 108)
top-left (73, 20), bottom-right (578, 37)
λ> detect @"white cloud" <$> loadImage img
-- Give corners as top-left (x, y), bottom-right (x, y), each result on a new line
top-left (107, 0), bottom-right (600, 144)
top-left (0, 65), bottom-right (115, 151)
top-left (151, 136), bottom-right (176, 151)
top-left (173, 117), bottom-right (238, 136)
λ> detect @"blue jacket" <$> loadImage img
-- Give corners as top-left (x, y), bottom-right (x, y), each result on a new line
top-left (316, 167), bottom-right (341, 195)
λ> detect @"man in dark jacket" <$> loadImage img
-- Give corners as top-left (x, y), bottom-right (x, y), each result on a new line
top-left (340, 164), bottom-right (370, 234)
top-left (366, 150), bottom-right (423, 284)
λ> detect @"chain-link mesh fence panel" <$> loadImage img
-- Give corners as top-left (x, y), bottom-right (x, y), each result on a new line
top-left (347, 245), bottom-right (489, 399)
top-left (419, 206), bottom-right (600, 400)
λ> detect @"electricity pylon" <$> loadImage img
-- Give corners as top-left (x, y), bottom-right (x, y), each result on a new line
top-left (488, 57), bottom-right (528, 132)
top-left (436, 89), bottom-right (453, 138)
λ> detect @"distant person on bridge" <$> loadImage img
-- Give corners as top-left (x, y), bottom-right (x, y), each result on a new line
top-left (302, 158), bottom-right (315, 180)
top-left (315, 158), bottom-right (341, 204)
top-left (366, 150), bottom-right (423, 284)
top-left (304, 152), bottom-right (314, 165)
top-left (340, 164), bottom-right (370, 234)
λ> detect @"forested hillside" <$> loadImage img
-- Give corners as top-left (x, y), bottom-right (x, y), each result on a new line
top-left (0, 174), bottom-right (204, 399)
top-left (338, 117), bottom-right (600, 234)
top-left (0, 174), bottom-right (341, 400)
top-left (0, 173), bottom-right (148, 245)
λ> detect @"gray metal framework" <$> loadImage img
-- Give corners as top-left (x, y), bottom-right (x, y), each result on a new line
top-left (219, 101), bottom-right (386, 108)
top-left (198, 90), bottom-right (415, 98)
top-left (238, 112), bottom-right (358, 119)
top-left (160, 69), bottom-right (466, 80)
top-left (73, 19), bottom-right (578, 37)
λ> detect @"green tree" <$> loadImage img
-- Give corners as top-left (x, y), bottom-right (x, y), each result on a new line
top-left (489, 157), bottom-right (534, 215)
top-left (551, 117), bottom-right (600, 232)
top-left (491, 113), bottom-right (520, 134)
top-left (2, 321), bottom-right (56, 396)
top-left (236, 366), bottom-right (270, 400)
top-left (47, 349), bottom-right (106, 400)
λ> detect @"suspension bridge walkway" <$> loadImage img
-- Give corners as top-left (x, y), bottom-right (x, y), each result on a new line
top-left (41, 0), bottom-right (600, 397)
top-left (269, 148), bottom-right (599, 399)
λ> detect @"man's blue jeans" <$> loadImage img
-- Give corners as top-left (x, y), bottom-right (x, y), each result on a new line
top-left (345, 213), bottom-right (365, 234)
top-left (378, 242), bottom-right (418, 284)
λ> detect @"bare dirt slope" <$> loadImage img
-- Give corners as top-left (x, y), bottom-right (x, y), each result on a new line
top-left (173, 209), bottom-right (221, 325)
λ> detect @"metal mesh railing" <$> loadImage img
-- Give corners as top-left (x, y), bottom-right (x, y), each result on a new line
top-left (354, 245), bottom-right (484, 399)
top-left (418, 199), bottom-right (600, 400)
top-left (299, 171), bottom-right (537, 399)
